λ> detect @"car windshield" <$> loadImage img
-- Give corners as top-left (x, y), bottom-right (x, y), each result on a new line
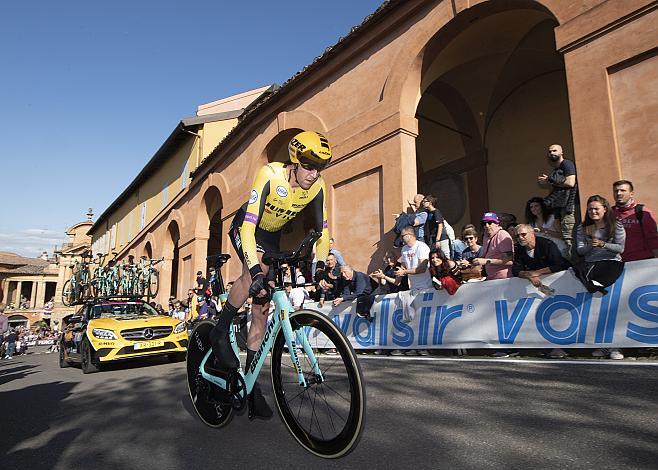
top-left (90, 302), bottom-right (159, 320)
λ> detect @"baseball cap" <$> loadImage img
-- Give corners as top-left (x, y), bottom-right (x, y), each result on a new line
top-left (481, 212), bottom-right (500, 223)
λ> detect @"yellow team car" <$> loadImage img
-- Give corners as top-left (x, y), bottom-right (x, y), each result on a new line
top-left (59, 298), bottom-right (188, 374)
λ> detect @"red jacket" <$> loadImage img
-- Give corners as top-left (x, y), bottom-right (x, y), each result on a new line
top-left (613, 201), bottom-right (658, 262)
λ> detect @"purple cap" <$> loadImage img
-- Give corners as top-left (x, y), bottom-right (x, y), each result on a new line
top-left (481, 212), bottom-right (500, 223)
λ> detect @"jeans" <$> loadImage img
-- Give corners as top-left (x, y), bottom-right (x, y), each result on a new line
top-left (6, 343), bottom-right (15, 358)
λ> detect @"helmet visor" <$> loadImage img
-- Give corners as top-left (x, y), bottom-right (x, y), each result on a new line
top-left (297, 150), bottom-right (330, 172)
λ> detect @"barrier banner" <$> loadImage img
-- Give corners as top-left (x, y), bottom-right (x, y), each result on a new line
top-left (307, 259), bottom-right (658, 349)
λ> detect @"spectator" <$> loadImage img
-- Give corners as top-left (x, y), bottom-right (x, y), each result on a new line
top-left (281, 264), bottom-right (293, 284)
top-left (421, 195), bottom-right (451, 259)
top-left (370, 251), bottom-right (408, 294)
top-left (575, 195), bottom-right (626, 295)
top-left (155, 304), bottom-right (165, 315)
top-left (0, 304), bottom-right (8, 336)
top-left (538, 144), bottom-right (578, 257)
top-left (333, 265), bottom-right (373, 307)
top-left (429, 250), bottom-right (461, 295)
top-left (318, 253), bottom-right (342, 305)
top-left (6, 330), bottom-right (16, 358)
top-left (195, 271), bottom-right (209, 296)
top-left (473, 212), bottom-right (514, 280)
top-left (394, 226), bottom-right (432, 290)
top-left (329, 238), bottom-right (346, 266)
top-left (207, 267), bottom-right (219, 298)
top-left (575, 195), bottom-right (626, 360)
top-left (525, 197), bottom-right (568, 256)
top-left (457, 226), bottom-right (485, 281)
top-left (612, 180), bottom-right (658, 261)
top-left (513, 224), bottom-right (569, 291)
top-left (513, 224), bottom-right (571, 359)
top-left (285, 282), bottom-right (310, 311)
top-left (294, 266), bottom-right (306, 285)
top-left (171, 301), bottom-right (187, 321)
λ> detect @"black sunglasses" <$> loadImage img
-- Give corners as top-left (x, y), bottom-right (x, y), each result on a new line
top-left (299, 160), bottom-right (326, 172)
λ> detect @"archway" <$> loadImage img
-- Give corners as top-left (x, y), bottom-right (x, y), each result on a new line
top-left (414, 2), bottom-right (574, 231)
top-left (143, 241), bottom-right (153, 260)
top-left (201, 187), bottom-right (223, 273)
top-left (8, 314), bottom-right (28, 328)
top-left (167, 221), bottom-right (180, 298)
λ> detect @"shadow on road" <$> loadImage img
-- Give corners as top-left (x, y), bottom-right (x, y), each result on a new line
top-left (1, 354), bottom-right (657, 469)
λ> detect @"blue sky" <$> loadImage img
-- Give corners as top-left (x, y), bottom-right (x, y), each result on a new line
top-left (0, 0), bottom-right (383, 257)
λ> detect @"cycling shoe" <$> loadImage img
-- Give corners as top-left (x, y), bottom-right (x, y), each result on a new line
top-left (248, 384), bottom-right (273, 420)
top-left (209, 328), bottom-right (240, 370)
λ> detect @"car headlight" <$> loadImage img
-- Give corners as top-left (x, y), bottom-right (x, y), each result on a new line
top-left (173, 322), bottom-right (186, 334)
top-left (92, 328), bottom-right (117, 340)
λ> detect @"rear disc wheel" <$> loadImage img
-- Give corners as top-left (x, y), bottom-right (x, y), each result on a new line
top-left (186, 321), bottom-right (233, 428)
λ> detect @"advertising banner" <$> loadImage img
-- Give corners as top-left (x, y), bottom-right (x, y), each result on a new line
top-left (308, 259), bottom-right (658, 349)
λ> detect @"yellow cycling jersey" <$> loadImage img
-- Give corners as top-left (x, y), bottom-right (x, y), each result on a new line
top-left (239, 162), bottom-right (330, 273)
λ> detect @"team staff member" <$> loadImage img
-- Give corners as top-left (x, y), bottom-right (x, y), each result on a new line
top-left (209, 131), bottom-right (332, 419)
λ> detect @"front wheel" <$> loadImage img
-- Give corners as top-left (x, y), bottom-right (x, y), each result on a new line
top-left (62, 280), bottom-right (73, 307)
top-left (186, 321), bottom-right (233, 428)
top-left (270, 309), bottom-right (366, 459)
top-left (81, 338), bottom-right (100, 374)
top-left (59, 343), bottom-right (70, 368)
top-left (147, 270), bottom-right (159, 297)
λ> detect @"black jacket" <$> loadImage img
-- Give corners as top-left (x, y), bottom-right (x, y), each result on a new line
top-left (341, 271), bottom-right (373, 301)
top-left (513, 236), bottom-right (570, 276)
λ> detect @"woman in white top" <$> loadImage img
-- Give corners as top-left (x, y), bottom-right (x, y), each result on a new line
top-left (525, 197), bottom-right (567, 256)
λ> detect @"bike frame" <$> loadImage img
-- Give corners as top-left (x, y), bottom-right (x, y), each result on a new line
top-left (198, 290), bottom-right (323, 398)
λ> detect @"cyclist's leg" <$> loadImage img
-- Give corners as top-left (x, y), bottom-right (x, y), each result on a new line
top-left (244, 297), bottom-right (274, 419)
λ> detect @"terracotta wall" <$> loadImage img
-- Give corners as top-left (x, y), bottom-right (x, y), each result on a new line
top-left (89, 0), bottom-right (657, 306)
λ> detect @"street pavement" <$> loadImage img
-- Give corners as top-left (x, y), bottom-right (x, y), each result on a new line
top-left (1, 351), bottom-right (657, 469)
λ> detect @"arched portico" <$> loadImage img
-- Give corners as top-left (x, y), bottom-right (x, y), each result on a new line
top-left (395, 0), bottom-right (575, 230)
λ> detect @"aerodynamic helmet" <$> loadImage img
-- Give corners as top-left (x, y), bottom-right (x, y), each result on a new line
top-left (287, 131), bottom-right (332, 171)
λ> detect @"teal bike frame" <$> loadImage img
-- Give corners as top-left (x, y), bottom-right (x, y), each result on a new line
top-left (198, 289), bottom-right (323, 396)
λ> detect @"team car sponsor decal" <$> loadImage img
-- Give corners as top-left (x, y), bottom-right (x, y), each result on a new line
top-left (276, 185), bottom-right (288, 197)
top-left (248, 190), bottom-right (258, 204)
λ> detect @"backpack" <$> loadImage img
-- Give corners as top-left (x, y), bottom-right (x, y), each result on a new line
top-left (635, 204), bottom-right (644, 230)
top-left (393, 213), bottom-right (418, 247)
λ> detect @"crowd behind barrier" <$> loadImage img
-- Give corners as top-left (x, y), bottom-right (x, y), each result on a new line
top-left (157, 146), bottom-right (658, 361)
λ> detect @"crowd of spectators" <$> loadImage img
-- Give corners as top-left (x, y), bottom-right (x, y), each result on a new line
top-left (0, 305), bottom-right (60, 359)
top-left (154, 146), bottom-right (657, 361)
top-left (268, 143), bottom-right (657, 360)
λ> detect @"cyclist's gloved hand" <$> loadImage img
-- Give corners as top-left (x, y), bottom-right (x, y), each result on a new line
top-left (249, 272), bottom-right (271, 305)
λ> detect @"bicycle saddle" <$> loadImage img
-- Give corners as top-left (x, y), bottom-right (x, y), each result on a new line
top-left (207, 253), bottom-right (231, 265)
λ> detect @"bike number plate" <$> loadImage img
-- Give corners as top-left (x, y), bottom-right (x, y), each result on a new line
top-left (134, 340), bottom-right (164, 350)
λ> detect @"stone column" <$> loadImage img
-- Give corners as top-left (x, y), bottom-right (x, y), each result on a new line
top-left (30, 281), bottom-right (38, 309)
top-left (16, 281), bottom-right (23, 307)
top-left (1, 280), bottom-right (8, 304)
top-left (35, 281), bottom-right (45, 309)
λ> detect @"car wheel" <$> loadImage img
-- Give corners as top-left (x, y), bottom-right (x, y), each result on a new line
top-left (59, 343), bottom-right (70, 368)
top-left (81, 338), bottom-right (100, 374)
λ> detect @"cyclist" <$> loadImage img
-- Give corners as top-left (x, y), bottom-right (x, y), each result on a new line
top-left (210, 130), bottom-right (332, 419)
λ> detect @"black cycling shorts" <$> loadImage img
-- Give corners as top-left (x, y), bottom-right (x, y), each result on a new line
top-left (228, 209), bottom-right (281, 265)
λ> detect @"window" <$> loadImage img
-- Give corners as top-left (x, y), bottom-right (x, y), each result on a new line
top-left (140, 203), bottom-right (146, 230)
top-left (181, 159), bottom-right (189, 190)
top-left (162, 182), bottom-right (168, 209)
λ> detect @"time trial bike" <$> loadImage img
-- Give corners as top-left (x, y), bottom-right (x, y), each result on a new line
top-left (186, 231), bottom-right (366, 458)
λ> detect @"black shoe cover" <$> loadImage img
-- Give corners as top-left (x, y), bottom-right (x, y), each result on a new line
top-left (209, 327), bottom-right (240, 370)
top-left (248, 384), bottom-right (273, 420)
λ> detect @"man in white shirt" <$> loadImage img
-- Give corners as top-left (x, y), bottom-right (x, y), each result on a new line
top-left (395, 226), bottom-right (432, 290)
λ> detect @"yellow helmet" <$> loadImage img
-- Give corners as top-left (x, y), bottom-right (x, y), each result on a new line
top-left (288, 131), bottom-right (332, 171)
